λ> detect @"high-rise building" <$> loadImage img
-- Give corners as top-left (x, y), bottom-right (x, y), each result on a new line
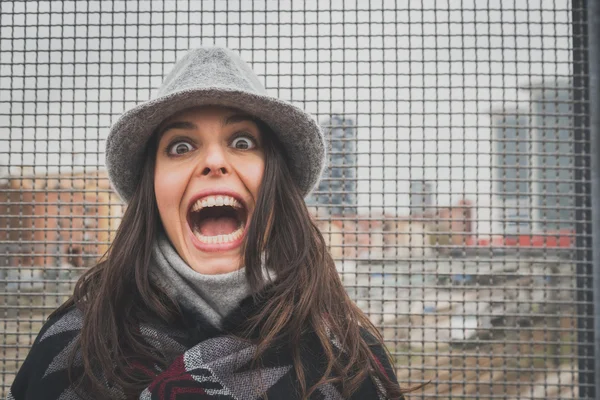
top-left (492, 82), bottom-right (575, 235)
top-left (492, 113), bottom-right (533, 234)
top-left (306, 115), bottom-right (357, 216)
top-left (528, 85), bottom-right (574, 231)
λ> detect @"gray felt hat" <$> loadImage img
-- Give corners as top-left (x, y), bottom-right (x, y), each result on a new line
top-left (105, 47), bottom-right (326, 203)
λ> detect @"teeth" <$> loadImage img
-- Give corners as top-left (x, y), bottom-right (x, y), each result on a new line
top-left (192, 224), bottom-right (245, 244)
top-left (189, 195), bottom-right (246, 245)
top-left (190, 195), bottom-right (243, 213)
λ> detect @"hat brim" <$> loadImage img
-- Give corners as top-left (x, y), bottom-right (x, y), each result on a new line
top-left (105, 88), bottom-right (325, 202)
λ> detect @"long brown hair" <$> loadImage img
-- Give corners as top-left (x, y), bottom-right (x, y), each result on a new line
top-left (53, 114), bottom-right (407, 399)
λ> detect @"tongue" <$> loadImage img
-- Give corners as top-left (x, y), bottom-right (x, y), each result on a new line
top-left (197, 216), bottom-right (239, 236)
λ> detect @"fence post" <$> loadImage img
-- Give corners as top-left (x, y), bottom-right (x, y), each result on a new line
top-left (574, 0), bottom-right (595, 398)
top-left (587, 0), bottom-right (600, 397)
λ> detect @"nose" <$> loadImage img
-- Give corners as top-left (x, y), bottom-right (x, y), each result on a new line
top-left (198, 144), bottom-right (229, 177)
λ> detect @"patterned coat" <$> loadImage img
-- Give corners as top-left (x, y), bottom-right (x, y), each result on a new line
top-left (9, 292), bottom-right (402, 400)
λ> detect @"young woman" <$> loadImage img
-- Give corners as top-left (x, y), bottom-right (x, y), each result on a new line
top-left (9, 47), bottom-right (406, 399)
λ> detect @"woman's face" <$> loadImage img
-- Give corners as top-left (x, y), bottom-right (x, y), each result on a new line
top-left (154, 106), bottom-right (265, 274)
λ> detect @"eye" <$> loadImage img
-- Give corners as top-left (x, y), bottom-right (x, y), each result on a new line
top-left (231, 134), bottom-right (256, 150)
top-left (167, 140), bottom-right (194, 156)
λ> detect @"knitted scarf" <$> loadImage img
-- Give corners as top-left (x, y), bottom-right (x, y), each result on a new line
top-left (150, 229), bottom-right (274, 329)
top-left (8, 236), bottom-right (401, 400)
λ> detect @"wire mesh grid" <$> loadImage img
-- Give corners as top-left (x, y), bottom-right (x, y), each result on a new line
top-left (0, 0), bottom-right (593, 398)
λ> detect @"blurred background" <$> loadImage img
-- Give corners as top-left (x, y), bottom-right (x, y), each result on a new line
top-left (0, 0), bottom-right (596, 398)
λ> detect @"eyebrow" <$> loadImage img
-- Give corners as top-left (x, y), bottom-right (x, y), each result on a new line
top-left (157, 113), bottom-right (258, 139)
top-left (157, 121), bottom-right (196, 139)
top-left (223, 113), bottom-right (258, 126)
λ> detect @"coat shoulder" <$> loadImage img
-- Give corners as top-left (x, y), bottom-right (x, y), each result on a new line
top-left (9, 306), bottom-right (84, 400)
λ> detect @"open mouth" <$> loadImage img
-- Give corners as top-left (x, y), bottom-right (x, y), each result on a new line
top-left (187, 195), bottom-right (247, 245)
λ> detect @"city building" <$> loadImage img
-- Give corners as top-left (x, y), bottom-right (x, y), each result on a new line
top-left (306, 114), bottom-right (357, 216)
top-left (491, 81), bottom-right (575, 236)
top-left (0, 169), bottom-right (123, 268)
top-left (492, 112), bottom-right (533, 235)
top-left (409, 179), bottom-right (436, 217)
top-left (527, 83), bottom-right (574, 232)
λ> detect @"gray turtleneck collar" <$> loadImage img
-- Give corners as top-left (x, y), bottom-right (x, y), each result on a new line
top-left (150, 230), bottom-right (273, 328)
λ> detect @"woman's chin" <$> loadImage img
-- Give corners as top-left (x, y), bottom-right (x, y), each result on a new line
top-left (180, 235), bottom-right (238, 274)
top-left (187, 255), bottom-right (243, 275)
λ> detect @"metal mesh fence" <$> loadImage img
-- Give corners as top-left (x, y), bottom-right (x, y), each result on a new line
top-left (0, 0), bottom-right (594, 398)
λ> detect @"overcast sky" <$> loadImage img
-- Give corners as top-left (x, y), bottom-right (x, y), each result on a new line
top-left (0, 0), bottom-right (572, 234)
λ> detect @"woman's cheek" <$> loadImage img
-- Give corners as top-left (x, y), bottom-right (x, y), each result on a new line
top-left (241, 158), bottom-right (265, 193)
top-left (154, 166), bottom-right (187, 212)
